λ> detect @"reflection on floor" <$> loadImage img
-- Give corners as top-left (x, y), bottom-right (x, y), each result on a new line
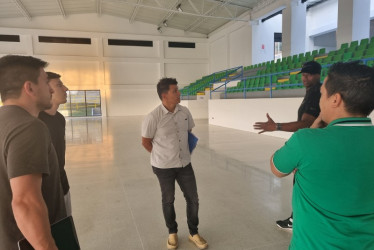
top-left (65, 116), bottom-right (294, 250)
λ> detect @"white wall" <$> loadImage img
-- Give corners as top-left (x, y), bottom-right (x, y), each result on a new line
top-left (181, 99), bottom-right (208, 120)
top-left (251, 14), bottom-right (282, 65)
top-left (0, 14), bottom-right (209, 116)
top-left (209, 98), bottom-right (303, 140)
top-left (208, 12), bottom-right (252, 73)
top-left (306, 0), bottom-right (338, 51)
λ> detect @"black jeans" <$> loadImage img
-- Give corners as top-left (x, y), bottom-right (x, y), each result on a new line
top-left (152, 163), bottom-right (199, 235)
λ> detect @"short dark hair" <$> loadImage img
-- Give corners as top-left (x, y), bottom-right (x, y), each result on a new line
top-left (157, 77), bottom-right (178, 100)
top-left (46, 72), bottom-right (61, 81)
top-left (0, 55), bottom-right (48, 101)
top-left (325, 61), bottom-right (374, 116)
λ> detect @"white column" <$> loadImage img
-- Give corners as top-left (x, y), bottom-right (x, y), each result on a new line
top-left (352, 0), bottom-right (370, 41)
top-left (337, 0), bottom-right (370, 48)
top-left (282, 0), bottom-right (307, 56)
top-left (291, 0), bottom-right (307, 55)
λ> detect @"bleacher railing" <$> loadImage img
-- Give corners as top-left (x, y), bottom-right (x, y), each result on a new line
top-left (210, 57), bottom-right (374, 99)
top-left (180, 66), bottom-right (243, 100)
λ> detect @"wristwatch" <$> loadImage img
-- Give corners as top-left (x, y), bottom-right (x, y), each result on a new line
top-left (276, 123), bottom-right (282, 131)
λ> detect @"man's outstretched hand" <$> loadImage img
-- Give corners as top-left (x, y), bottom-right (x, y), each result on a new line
top-left (253, 113), bottom-right (277, 134)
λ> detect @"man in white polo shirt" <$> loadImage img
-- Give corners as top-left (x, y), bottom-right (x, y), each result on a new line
top-left (142, 78), bottom-right (207, 250)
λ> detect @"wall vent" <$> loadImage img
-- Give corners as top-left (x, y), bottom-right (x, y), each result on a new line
top-left (0, 34), bottom-right (20, 42)
top-left (108, 39), bottom-right (153, 47)
top-left (168, 42), bottom-right (195, 48)
top-left (39, 36), bottom-right (91, 44)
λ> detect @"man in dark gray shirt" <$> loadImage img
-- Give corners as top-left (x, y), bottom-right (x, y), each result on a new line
top-left (0, 55), bottom-right (66, 250)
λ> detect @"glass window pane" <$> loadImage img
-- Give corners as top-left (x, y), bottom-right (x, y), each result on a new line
top-left (86, 91), bottom-right (102, 116)
top-left (57, 90), bottom-right (102, 117)
top-left (70, 91), bottom-right (86, 117)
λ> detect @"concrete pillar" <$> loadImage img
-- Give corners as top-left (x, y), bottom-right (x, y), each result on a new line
top-left (337, 0), bottom-right (370, 48)
top-left (282, 0), bottom-right (307, 57)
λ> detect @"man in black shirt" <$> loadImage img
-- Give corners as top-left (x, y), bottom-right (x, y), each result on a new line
top-left (253, 61), bottom-right (322, 230)
top-left (39, 72), bottom-right (71, 215)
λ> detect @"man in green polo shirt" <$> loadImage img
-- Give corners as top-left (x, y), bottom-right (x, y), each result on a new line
top-left (271, 61), bottom-right (374, 249)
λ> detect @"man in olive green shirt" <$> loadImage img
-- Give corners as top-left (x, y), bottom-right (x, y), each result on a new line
top-left (271, 61), bottom-right (374, 249)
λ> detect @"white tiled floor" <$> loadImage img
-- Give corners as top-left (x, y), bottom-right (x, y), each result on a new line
top-left (65, 116), bottom-right (294, 250)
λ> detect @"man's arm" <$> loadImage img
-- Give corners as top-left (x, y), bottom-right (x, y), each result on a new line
top-left (270, 155), bottom-right (291, 178)
top-left (254, 113), bottom-right (317, 133)
top-left (142, 137), bottom-right (153, 153)
top-left (277, 113), bottom-right (317, 132)
top-left (10, 174), bottom-right (57, 250)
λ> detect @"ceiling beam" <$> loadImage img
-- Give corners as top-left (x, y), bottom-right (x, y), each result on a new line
top-left (104, 0), bottom-right (249, 22)
top-left (12, 0), bottom-right (31, 21)
top-left (129, 0), bottom-right (142, 23)
top-left (185, 0), bottom-right (232, 32)
top-left (153, 0), bottom-right (162, 7)
top-left (223, 6), bottom-right (234, 18)
top-left (209, 0), bottom-right (252, 9)
top-left (157, 0), bottom-right (182, 28)
top-left (251, 0), bottom-right (278, 13)
top-left (188, 0), bottom-right (201, 14)
top-left (97, 0), bottom-right (102, 16)
top-left (56, 0), bottom-right (66, 18)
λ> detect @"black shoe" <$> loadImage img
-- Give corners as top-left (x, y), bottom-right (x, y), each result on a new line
top-left (276, 217), bottom-right (293, 231)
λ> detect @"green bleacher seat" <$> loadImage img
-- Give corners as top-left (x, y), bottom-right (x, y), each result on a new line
top-left (289, 74), bottom-right (297, 84)
top-left (321, 68), bottom-right (328, 77)
top-left (281, 80), bottom-right (290, 89)
top-left (364, 48), bottom-right (374, 58)
top-left (253, 78), bottom-right (260, 91)
top-left (333, 54), bottom-right (343, 62)
top-left (368, 42), bottom-right (374, 49)
top-left (352, 50), bottom-right (364, 61)
top-left (318, 48), bottom-right (326, 54)
top-left (340, 43), bottom-right (348, 50)
top-left (349, 40), bottom-right (358, 48)
top-left (324, 56), bottom-right (333, 64)
top-left (366, 60), bottom-right (374, 67)
top-left (360, 38), bottom-right (369, 46)
top-left (315, 57), bottom-right (324, 65)
top-left (311, 50), bottom-right (318, 56)
top-left (356, 43), bottom-right (367, 51)
top-left (328, 50), bottom-right (336, 57)
top-left (336, 48), bottom-right (346, 55)
top-left (343, 52), bottom-right (353, 62)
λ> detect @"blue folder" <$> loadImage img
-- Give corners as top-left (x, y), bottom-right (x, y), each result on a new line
top-left (188, 131), bottom-right (198, 153)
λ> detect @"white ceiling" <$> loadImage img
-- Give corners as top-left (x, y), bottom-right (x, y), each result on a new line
top-left (0, 0), bottom-right (264, 35)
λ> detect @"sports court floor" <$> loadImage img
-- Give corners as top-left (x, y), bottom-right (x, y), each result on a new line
top-left (65, 116), bottom-right (293, 250)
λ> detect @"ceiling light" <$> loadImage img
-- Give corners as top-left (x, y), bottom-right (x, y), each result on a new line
top-left (157, 27), bottom-right (162, 33)
top-left (163, 20), bottom-right (168, 27)
top-left (176, 4), bottom-right (183, 12)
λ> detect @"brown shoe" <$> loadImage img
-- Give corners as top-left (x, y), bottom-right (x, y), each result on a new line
top-left (167, 233), bottom-right (178, 249)
top-left (189, 234), bottom-right (208, 249)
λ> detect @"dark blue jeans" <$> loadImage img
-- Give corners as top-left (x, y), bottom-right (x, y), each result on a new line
top-left (152, 163), bottom-right (199, 235)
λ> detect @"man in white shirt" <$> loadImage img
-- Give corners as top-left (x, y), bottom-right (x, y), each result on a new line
top-left (142, 78), bottom-right (207, 250)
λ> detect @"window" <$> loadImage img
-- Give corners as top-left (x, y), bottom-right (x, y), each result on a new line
top-left (58, 90), bottom-right (101, 117)
top-left (274, 33), bottom-right (282, 60)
